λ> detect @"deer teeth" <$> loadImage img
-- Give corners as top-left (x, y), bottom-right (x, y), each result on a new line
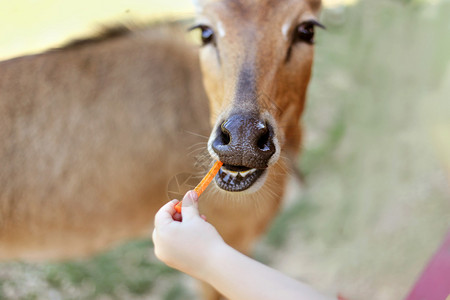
top-left (222, 168), bottom-right (258, 178)
top-left (239, 169), bottom-right (257, 177)
top-left (227, 170), bottom-right (239, 178)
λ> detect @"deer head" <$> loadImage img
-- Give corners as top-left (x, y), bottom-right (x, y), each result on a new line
top-left (192, 0), bottom-right (323, 192)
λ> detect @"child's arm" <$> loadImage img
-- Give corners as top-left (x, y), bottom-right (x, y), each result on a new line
top-left (152, 190), bottom-right (334, 300)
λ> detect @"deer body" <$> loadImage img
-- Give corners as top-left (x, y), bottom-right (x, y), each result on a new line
top-left (0, 24), bottom-right (210, 259)
top-left (0, 0), bottom-right (321, 298)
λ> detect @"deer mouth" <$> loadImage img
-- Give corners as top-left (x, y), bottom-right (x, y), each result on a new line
top-left (215, 164), bottom-right (266, 192)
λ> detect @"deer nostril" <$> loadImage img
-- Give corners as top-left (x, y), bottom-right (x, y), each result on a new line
top-left (220, 122), bottom-right (231, 145)
top-left (256, 125), bottom-right (271, 151)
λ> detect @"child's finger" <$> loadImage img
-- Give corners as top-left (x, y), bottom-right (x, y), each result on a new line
top-left (180, 190), bottom-right (199, 221)
top-left (173, 212), bottom-right (182, 222)
top-left (154, 199), bottom-right (179, 227)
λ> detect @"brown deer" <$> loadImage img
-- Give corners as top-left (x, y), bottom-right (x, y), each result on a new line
top-left (0, 0), bottom-right (322, 298)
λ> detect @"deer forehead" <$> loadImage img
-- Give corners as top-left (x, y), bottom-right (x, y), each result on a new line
top-left (193, 0), bottom-right (321, 10)
top-left (194, 0), bottom-right (320, 41)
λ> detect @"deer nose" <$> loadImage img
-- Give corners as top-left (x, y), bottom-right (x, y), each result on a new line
top-left (212, 114), bottom-right (276, 169)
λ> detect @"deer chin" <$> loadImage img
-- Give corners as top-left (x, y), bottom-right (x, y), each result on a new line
top-left (214, 164), bottom-right (268, 193)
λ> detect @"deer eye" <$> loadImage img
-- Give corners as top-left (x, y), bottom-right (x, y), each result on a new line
top-left (295, 22), bottom-right (315, 44)
top-left (200, 26), bottom-right (215, 45)
top-left (294, 21), bottom-right (325, 45)
top-left (189, 25), bottom-right (215, 46)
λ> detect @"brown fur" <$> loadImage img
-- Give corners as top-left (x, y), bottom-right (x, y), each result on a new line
top-left (0, 22), bottom-right (210, 259)
top-left (0, 0), bottom-right (321, 298)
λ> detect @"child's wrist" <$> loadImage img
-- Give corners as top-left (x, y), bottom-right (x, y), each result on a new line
top-left (196, 240), bottom-right (230, 281)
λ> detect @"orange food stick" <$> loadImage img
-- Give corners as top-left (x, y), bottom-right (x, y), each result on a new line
top-left (174, 161), bottom-right (223, 214)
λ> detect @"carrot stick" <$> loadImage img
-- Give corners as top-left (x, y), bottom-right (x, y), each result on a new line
top-left (194, 160), bottom-right (224, 196)
top-left (174, 161), bottom-right (223, 214)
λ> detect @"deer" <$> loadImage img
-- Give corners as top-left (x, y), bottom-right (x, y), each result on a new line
top-left (0, 0), bottom-right (323, 299)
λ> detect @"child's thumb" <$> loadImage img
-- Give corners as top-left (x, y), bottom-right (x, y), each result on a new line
top-left (181, 190), bottom-right (199, 221)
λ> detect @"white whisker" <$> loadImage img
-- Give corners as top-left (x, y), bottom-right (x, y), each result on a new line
top-left (187, 141), bottom-right (208, 150)
top-left (184, 130), bottom-right (210, 139)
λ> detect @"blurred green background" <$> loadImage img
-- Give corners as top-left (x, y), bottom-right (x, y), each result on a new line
top-left (0, 0), bottom-right (449, 299)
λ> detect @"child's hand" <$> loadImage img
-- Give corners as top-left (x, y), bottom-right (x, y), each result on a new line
top-left (153, 191), bottom-right (332, 300)
top-left (152, 190), bottom-right (226, 279)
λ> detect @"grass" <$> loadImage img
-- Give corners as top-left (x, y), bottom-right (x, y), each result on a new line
top-left (0, 240), bottom-right (186, 299)
top-left (1, 1), bottom-right (449, 299)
